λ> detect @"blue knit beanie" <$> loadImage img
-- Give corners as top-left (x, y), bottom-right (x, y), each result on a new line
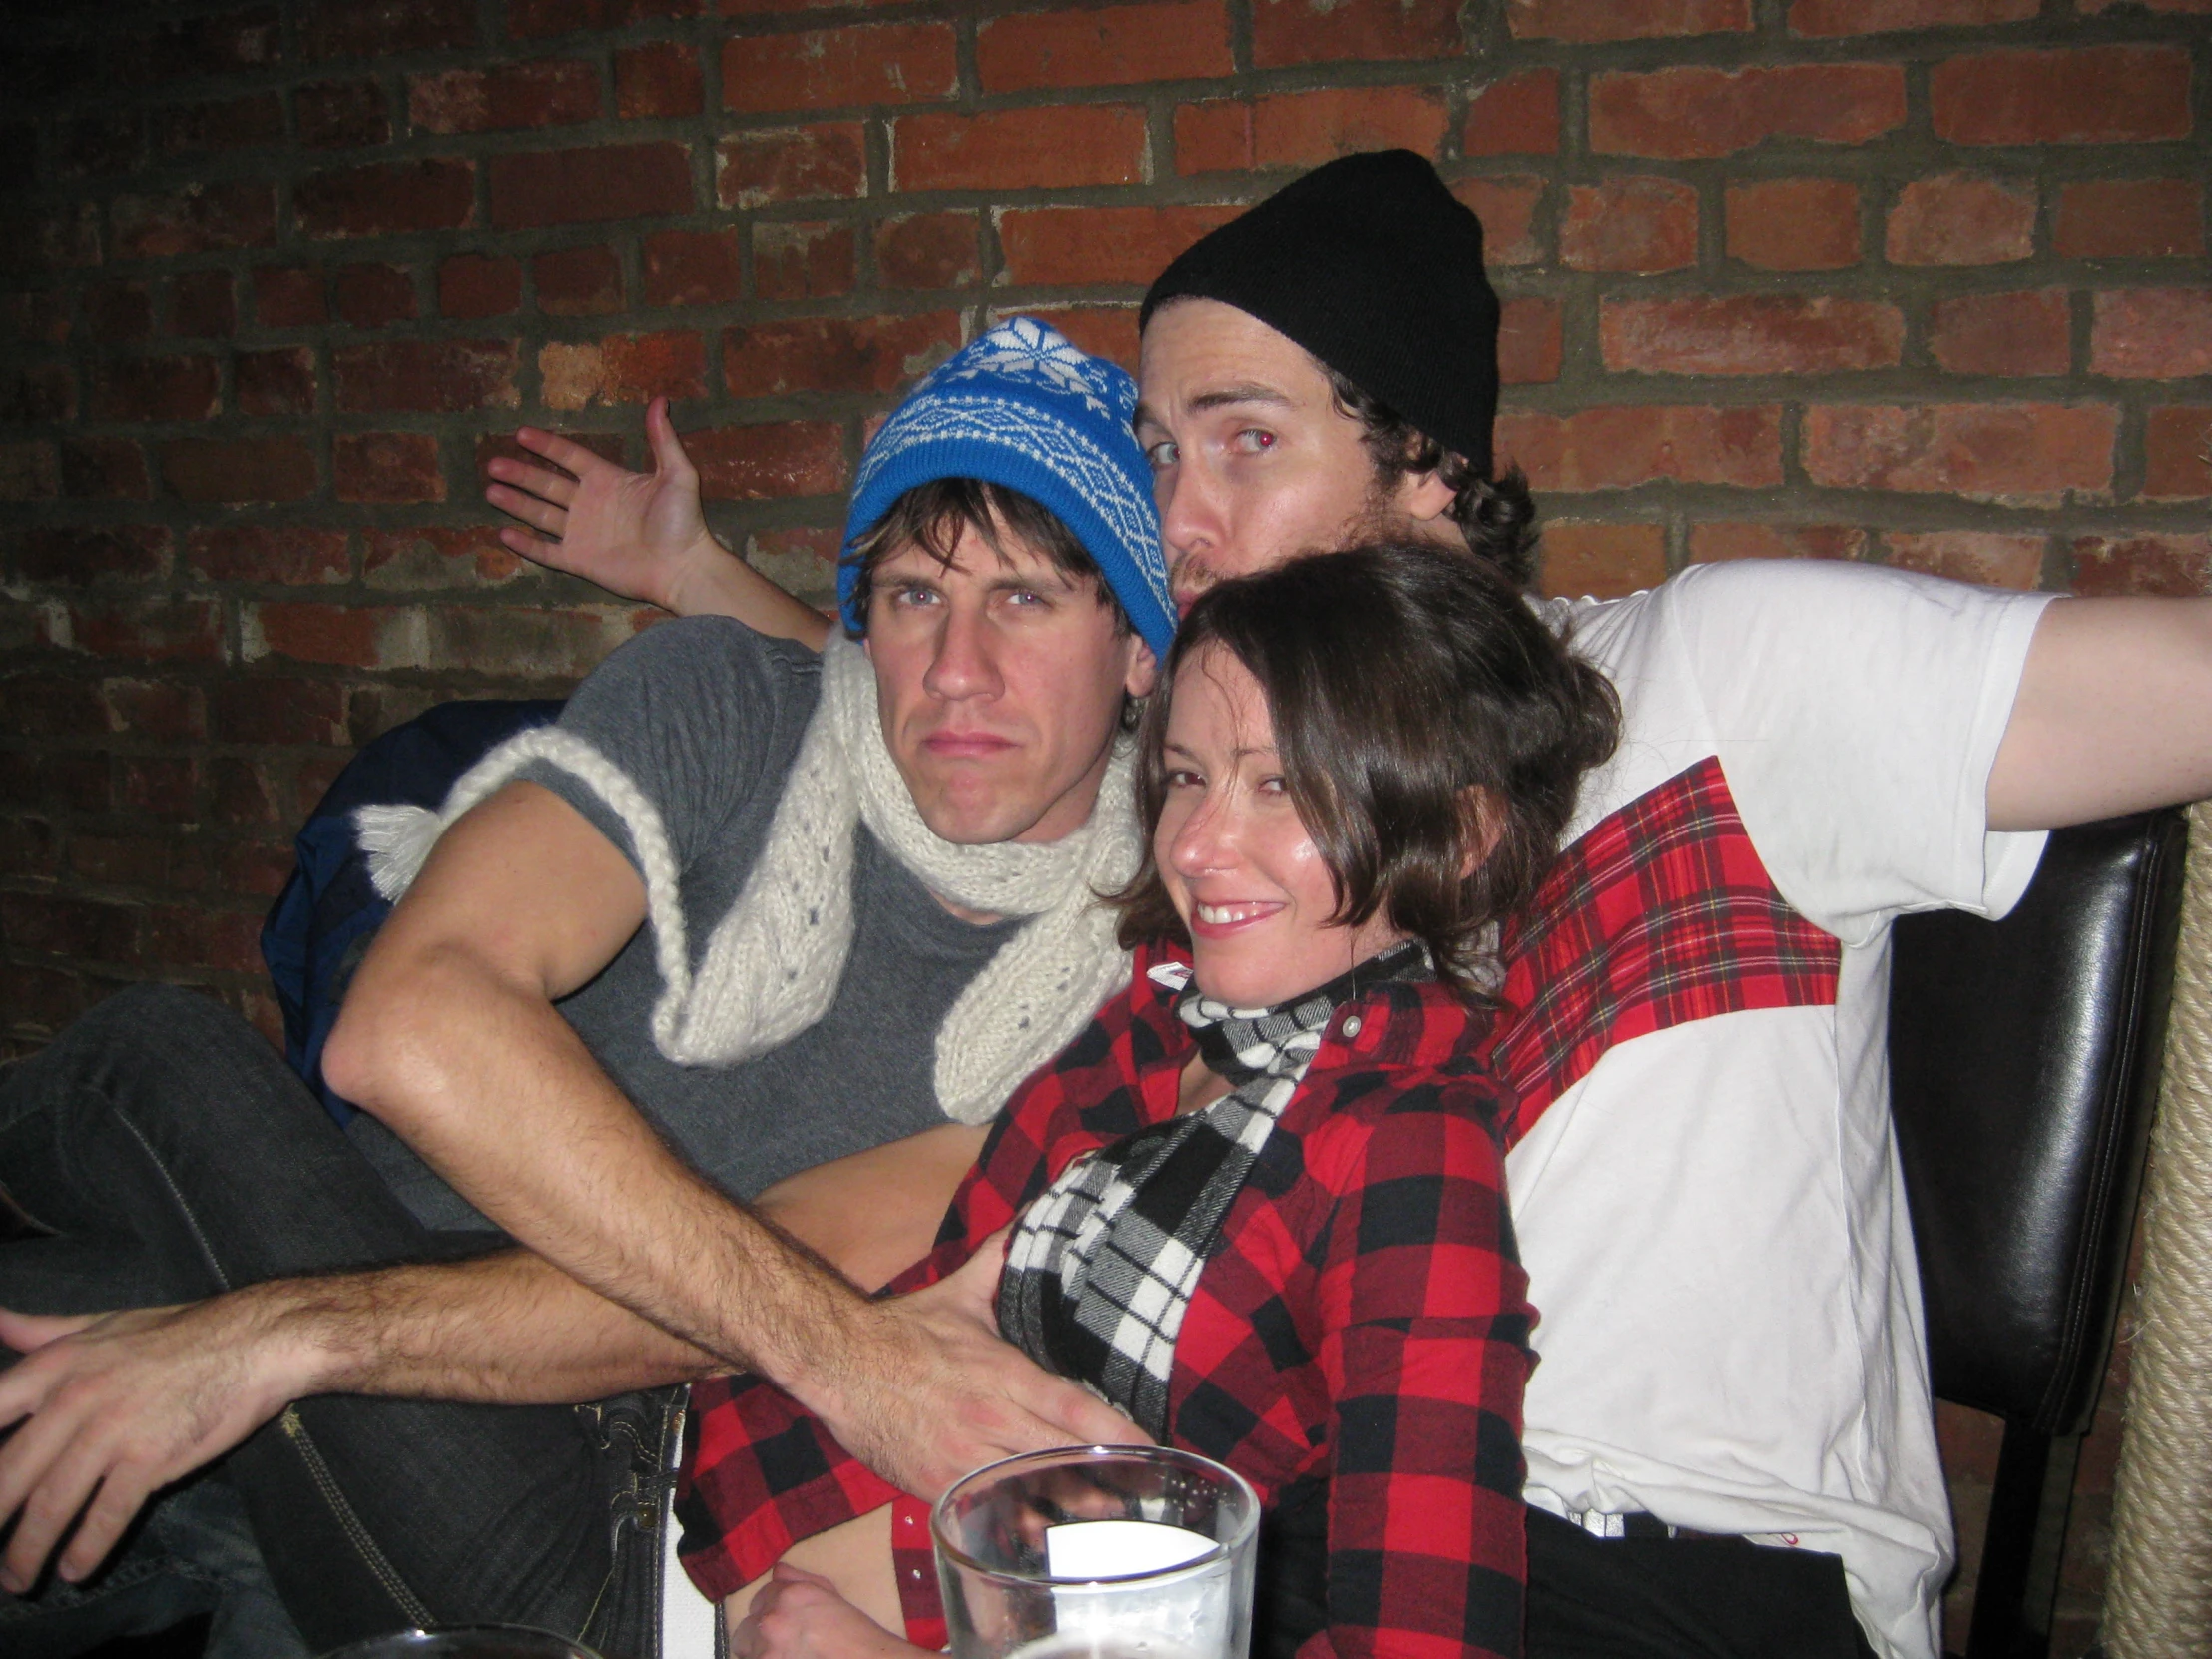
top-left (837, 318), bottom-right (1174, 660)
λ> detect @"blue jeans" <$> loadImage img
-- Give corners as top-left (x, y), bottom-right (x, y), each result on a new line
top-left (0, 986), bottom-right (675, 1658)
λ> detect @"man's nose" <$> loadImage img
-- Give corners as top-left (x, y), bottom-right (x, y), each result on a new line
top-left (1158, 460), bottom-right (1221, 566)
top-left (921, 602), bottom-right (1000, 701)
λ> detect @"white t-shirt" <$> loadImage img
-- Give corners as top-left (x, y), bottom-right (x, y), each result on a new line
top-left (1496, 559), bottom-right (2055, 1659)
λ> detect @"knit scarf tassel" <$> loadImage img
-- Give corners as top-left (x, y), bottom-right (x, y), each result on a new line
top-left (355, 634), bottom-right (1138, 1127)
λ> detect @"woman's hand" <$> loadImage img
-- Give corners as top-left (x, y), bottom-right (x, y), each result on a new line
top-left (729, 1562), bottom-right (930, 1659)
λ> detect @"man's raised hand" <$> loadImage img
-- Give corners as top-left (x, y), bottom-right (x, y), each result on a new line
top-left (484, 395), bottom-right (724, 614)
top-left (0, 1299), bottom-right (309, 1593)
top-left (809, 1232), bottom-right (1146, 1502)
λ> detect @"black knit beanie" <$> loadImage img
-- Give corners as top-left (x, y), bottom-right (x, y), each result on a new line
top-left (1141, 149), bottom-right (1500, 476)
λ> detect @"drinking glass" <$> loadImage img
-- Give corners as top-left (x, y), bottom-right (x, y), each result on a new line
top-left (317, 1626), bottom-right (601, 1659)
top-left (931, 1445), bottom-right (1260, 1659)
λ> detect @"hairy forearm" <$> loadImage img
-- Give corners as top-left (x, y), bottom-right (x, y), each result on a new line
top-left (332, 941), bottom-right (874, 1397)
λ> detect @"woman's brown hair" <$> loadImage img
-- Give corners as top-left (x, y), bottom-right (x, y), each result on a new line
top-left (1115, 542), bottom-right (1619, 996)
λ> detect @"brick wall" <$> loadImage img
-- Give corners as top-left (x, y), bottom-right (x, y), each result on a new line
top-left (2, 0), bottom-right (2207, 1647)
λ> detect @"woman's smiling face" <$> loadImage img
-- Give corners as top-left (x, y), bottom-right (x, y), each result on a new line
top-left (1154, 644), bottom-right (1407, 1009)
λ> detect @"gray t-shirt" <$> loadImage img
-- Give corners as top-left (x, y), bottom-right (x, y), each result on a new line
top-left (348, 617), bottom-right (1019, 1230)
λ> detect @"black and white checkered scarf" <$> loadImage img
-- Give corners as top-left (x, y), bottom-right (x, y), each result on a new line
top-left (996, 941), bottom-right (1431, 1439)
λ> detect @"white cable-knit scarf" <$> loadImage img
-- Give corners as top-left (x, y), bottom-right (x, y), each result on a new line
top-left (354, 634), bottom-right (1140, 1124)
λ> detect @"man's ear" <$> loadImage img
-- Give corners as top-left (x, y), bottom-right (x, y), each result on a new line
top-left (1459, 786), bottom-right (1503, 879)
top-left (1124, 636), bottom-right (1159, 699)
top-left (1397, 464), bottom-right (1459, 527)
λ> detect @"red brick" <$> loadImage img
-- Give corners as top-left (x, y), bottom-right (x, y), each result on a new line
top-left (13, 526), bottom-right (171, 586)
top-left (1882, 530), bottom-right (2045, 590)
top-left (119, 758), bottom-right (200, 820)
top-left (60, 439), bottom-right (153, 501)
top-left (725, 24), bottom-right (957, 116)
top-left (171, 272), bottom-right (238, 339)
top-left (533, 245), bottom-right (625, 316)
top-left (334, 339), bottom-right (520, 413)
top-left (226, 844), bottom-right (305, 902)
top-left (489, 143), bottom-right (693, 229)
top-left (209, 671), bottom-right (345, 748)
top-left (89, 355), bottom-right (222, 423)
top-left (1, 752), bottom-right (112, 815)
top-left (0, 964), bottom-right (95, 1031)
top-left (717, 125), bottom-right (866, 209)
top-left (540, 333), bottom-right (709, 411)
top-left (1253, 0), bottom-right (1462, 64)
top-left (1498, 298), bottom-right (1563, 386)
top-left (1238, 87), bottom-right (1450, 173)
top-left (978, 3), bottom-right (1230, 92)
top-left (1791, 0), bottom-right (2033, 31)
top-left (2144, 407), bottom-right (2212, 499)
top-left (725, 313), bottom-right (960, 397)
top-left (1591, 63), bottom-right (1906, 159)
top-left (296, 79), bottom-right (391, 149)
top-left (102, 680), bottom-right (205, 741)
top-left (686, 422), bottom-right (846, 499)
top-left (745, 525), bottom-right (840, 593)
top-left (1886, 174), bottom-right (2034, 267)
top-left (895, 107), bottom-right (1147, 192)
top-left (186, 525), bottom-right (349, 585)
top-left (1540, 522), bottom-right (1668, 599)
top-left (1, 291), bottom-right (70, 347)
top-left (439, 254), bottom-right (523, 319)
top-left (1465, 70), bottom-right (1560, 158)
top-left (512, 0), bottom-right (706, 32)
top-left (0, 203), bottom-right (100, 278)
top-left (5, 363), bottom-right (75, 423)
top-left (2055, 180), bottom-right (2205, 262)
top-left (1933, 47), bottom-right (2193, 146)
top-left (57, 115), bottom-right (144, 179)
top-left (236, 348), bottom-right (318, 417)
top-left (876, 214), bottom-right (981, 290)
top-left (999, 206), bottom-right (1239, 288)
top-left (0, 676), bottom-right (107, 737)
top-left (335, 432), bottom-right (446, 504)
top-left (332, 263), bottom-right (417, 329)
top-left (1005, 306), bottom-right (1140, 370)
top-left (1930, 289), bottom-right (2070, 377)
top-left (1442, 178), bottom-right (1543, 267)
top-left (1688, 522), bottom-right (1866, 563)
top-left (1496, 405), bottom-right (1783, 491)
top-left (1603, 296), bottom-right (1904, 375)
top-left (408, 60), bottom-right (600, 134)
top-left (2092, 289), bottom-right (2212, 379)
top-left (86, 283), bottom-right (155, 344)
top-left (1727, 178), bottom-right (1861, 271)
top-left (1, 895), bottom-right (140, 964)
top-left (2081, 0), bottom-right (2212, 9)
top-left (66, 596), bottom-right (225, 662)
top-left (254, 266), bottom-right (327, 328)
top-left (155, 93), bottom-right (286, 153)
top-left (111, 183), bottom-right (277, 259)
top-left (643, 229), bottom-right (744, 307)
top-left (1509, 0), bottom-right (1748, 40)
top-left (1802, 403), bottom-right (2117, 503)
top-left (302, 0), bottom-right (475, 58)
top-left (0, 443), bottom-right (60, 501)
top-left (162, 438), bottom-right (319, 504)
top-left (618, 42), bottom-right (703, 118)
top-left (1561, 177), bottom-right (1697, 274)
top-left (754, 222), bottom-right (857, 301)
top-left (364, 524), bottom-right (527, 589)
top-left (209, 757), bottom-right (278, 826)
top-left (296, 159), bottom-right (476, 240)
top-left (1175, 101), bottom-right (1252, 174)
top-left (244, 602), bottom-right (420, 670)
top-left (2069, 534), bottom-right (2212, 598)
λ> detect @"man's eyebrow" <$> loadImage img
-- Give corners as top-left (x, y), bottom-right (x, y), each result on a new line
top-left (1133, 383), bottom-right (1295, 429)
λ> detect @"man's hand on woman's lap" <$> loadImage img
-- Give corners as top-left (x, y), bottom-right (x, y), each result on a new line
top-left (730, 1561), bottom-right (928, 1659)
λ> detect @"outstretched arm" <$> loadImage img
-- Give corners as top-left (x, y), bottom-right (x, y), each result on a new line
top-left (487, 394), bottom-right (831, 648)
top-left (1989, 596), bottom-right (2212, 830)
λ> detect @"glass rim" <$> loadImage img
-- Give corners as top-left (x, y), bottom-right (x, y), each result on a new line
top-left (316, 1625), bottom-right (601, 1659)
top-left (928, 1443), bottom-right (1260, 1588)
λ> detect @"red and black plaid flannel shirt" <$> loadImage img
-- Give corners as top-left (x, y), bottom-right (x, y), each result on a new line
top-left (680, 938), bottom-right (1532, 1659)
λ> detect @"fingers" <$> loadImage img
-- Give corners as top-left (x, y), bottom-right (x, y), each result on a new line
top-left (0, 1308), bottom-right (96, 1355)
top-left (484, 480), bottom-right (572, 535)
top-left (513, 425), bottom-right (612, 479)
top-left (1025, 1374), bottom-right (1147, 1449)
top-left (0, 1385), bottom-right (106, 1589)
